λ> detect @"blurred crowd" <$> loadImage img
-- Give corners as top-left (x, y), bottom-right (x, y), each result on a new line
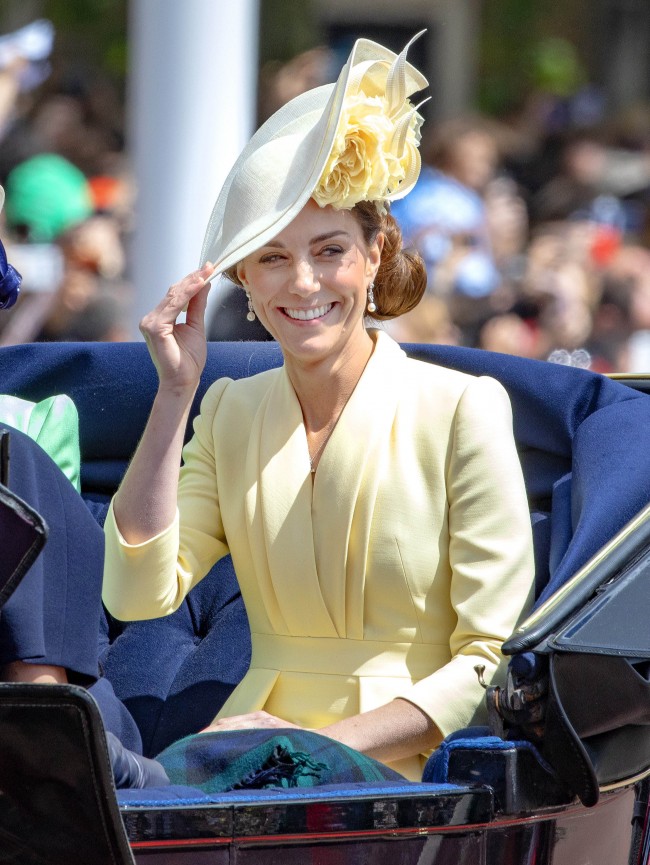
top-left (384, 112), bottom-right (650, 372)
top-left (3, 20), bottom-right (650, 372)
top-left (387, 109), bottom-right (650, 373)
top-left (0, 19), bottom-right (132, 345)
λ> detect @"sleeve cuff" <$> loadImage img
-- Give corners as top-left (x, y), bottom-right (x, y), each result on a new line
top-left (394, 651), bottom-right (504, 738)
top-left (102, 499), bottom-right (184, 620)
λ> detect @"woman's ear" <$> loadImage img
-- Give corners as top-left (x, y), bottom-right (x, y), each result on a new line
top-left (367, 232), bottom-right (384, 280)
top-left (236, 261), bottom-right (248, 286)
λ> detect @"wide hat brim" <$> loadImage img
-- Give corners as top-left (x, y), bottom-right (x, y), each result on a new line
top-left (200, 37), bottom-right (428, 278)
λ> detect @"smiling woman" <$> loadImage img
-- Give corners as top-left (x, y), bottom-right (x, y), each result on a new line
top-left (101, 34), bottom-right (535, 787)
top-left (235, 202), bottom-right (380, 370)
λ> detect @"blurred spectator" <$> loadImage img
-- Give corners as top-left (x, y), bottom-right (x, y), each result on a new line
top-left (484, 176), bottom-right (529, 273)
top-left (597, 245), bottom-right (650, 371)
top-left (424, 115), bottom-right (500, 195)
top-left (386, 295), bottom-right (460, 346)
top-left (532, 132), bottom-right (650, 230)
top-left (478, 313), bottom-right (538, 358)
top-left (387, 61), bottom-right (650, 373)
top-left (258, 46), bottom-right (334, 124)
top-left (391, 117), bottom-right (502, 307)
top-left (0, 19), bottom-right (54, 139)
top-left (390, 116), bottom-right (532, 348)
top-left (4, 152), bottom-right (92, 242)
top-left (0, 151), bottom-right (129, 345)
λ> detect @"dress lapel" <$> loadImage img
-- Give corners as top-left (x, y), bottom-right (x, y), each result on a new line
top-left (249, 367), bottom-right (339, 637)
top-left (312, 330), bottom-right (406, 638)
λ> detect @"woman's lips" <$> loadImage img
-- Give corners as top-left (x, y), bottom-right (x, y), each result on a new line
top-left (283, 303), bottom-right (333, 321)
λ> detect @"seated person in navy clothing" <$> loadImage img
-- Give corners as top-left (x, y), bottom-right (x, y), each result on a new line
top-left (0, 184), bottom-right (167, 787)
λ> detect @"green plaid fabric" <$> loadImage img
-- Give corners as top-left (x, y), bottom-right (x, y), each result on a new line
top-left (155, 728), bottom-right (409, 793)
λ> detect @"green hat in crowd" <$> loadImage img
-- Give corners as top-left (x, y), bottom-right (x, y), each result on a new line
top-left (4, 153), bottom-right (93, 242)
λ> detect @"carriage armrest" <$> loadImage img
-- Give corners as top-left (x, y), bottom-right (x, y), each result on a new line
top-left (0, 683), bottom-right (135, 865)
top-left (502, 502), bottom-right (650, 656)
top-left (423, 727), bottom-right (573, 812)
top-left (497, 502), bottom-right (650, 807)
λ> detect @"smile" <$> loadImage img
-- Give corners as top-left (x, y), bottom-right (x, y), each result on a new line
top-left (283, 303), bottom-right (333, 321)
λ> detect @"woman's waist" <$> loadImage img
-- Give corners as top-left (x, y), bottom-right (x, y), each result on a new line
top-left (249, 632), bottom-right (449, 679)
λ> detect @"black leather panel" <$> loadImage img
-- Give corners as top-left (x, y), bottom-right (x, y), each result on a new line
top-left (0, 683), bottom-right (134, 865)
top-left (549, 551), bottom-right (650, 657)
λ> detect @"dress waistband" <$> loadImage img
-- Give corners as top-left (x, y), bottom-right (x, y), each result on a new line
top-left (250, 633), bottom-right (449, 679)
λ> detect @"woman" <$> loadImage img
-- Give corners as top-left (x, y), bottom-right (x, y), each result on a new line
top-left (103, 35), bottom-right (534, 781)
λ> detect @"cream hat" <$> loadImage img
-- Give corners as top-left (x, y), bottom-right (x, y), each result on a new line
top-left (200, 34), bottom-right (428, 277)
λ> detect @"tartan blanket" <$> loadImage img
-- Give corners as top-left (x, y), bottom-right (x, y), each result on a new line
top-left (155, 728), bottom-right (409, 793)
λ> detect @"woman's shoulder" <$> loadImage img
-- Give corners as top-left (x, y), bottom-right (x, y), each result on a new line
top-left (375, 330), bottom-right (509, 403)
top-left (199, 366), bottom-right (281, 418)
top-left (401, 352), bottom-right (511, 414)
top-left (404, 351), bottom-right (495, 389)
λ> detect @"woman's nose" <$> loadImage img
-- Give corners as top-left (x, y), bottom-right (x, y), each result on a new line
top-left (290, 259), bottom-right (318, 294)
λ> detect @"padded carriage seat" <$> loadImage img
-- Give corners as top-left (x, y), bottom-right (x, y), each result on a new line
top-left (2, 340), bottom-right (650, 758)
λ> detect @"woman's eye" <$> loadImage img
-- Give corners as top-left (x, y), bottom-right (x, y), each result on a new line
top-left (318, 245), bottom-right (344, 257)
top-left (259, 253), bottom-right (284, 264)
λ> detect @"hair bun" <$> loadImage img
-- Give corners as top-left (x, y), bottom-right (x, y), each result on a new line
top-left (352, 201), bottom-right (426, 320)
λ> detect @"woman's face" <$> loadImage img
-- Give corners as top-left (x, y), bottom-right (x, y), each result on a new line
top-left (237, 199), bottom-right (381, 368)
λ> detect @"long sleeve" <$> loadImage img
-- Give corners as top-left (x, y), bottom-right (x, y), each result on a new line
top-left (395, 375), bottom-right (535, 736)
top-left (102, 380), bottom-right (231, 621)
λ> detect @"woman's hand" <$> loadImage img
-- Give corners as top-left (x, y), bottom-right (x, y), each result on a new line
top-left (109, 262), bottom-right (215, 546)
top-left (139, 262), bottom-right (214, 393)
top-left (200, 711), bottom-right (301, 734)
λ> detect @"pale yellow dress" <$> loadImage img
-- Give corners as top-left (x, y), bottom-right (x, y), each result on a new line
top-left (103, 330), bottom-right (534, 779)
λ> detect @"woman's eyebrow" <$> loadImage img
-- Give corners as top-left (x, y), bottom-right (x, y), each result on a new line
top-left (262, 230), bottom-right (350, 249)
top-left (311, 231), bottom-right (350, 244)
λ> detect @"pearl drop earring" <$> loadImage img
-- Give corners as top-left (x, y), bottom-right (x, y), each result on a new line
top-left (246, 291), bottom-right (256, 322)
top-left (366, 282), bottom-right (377, 313)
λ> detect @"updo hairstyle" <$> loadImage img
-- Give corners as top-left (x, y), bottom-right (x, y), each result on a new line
top-left (351, 201), bottom-right (426, 321)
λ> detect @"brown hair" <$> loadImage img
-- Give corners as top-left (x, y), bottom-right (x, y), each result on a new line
top-left (225, 200), bottom-right (427, 321)
top-left (351, 201), bottom-right (427, 321)
top-left (224, 262), bottom-right (242, 286)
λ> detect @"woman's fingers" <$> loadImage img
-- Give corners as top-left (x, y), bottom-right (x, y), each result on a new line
top-left (184, 271), bottom-right (213, 330)
top-left (200, 711), bottom-right (300, 733)
top-left (140, 262), bottom-right (215, 337)
top-left (136, 262), bottom-right (217, 388)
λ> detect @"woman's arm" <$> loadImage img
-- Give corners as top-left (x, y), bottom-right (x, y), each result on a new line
top-left (201, 699), bottom-right (441, 764)
top-left (316, 698), bottom-right (440, 762)
top-left (112, 264), bottom-right (213, 544)
top-left (103, 376), bottom-right (230, 622)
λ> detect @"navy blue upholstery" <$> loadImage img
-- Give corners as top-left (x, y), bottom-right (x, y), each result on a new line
top-left (2, 340), bottom-right (650, 757)
top-left (115, 780), bottom-right (458, 807)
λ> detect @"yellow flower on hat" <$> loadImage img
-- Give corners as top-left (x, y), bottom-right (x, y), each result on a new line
top-left (313, 63), bottom-right (425, 212)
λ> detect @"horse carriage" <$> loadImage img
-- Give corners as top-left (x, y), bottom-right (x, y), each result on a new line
top-left (1, 335), bottom-right (649, 865)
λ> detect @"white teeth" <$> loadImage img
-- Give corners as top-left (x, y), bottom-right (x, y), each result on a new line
top-left (284, 303), bottom-right (332, 321)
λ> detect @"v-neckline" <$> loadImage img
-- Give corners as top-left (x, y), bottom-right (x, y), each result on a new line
top-left (246, 329), bottom-right (407, 638)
